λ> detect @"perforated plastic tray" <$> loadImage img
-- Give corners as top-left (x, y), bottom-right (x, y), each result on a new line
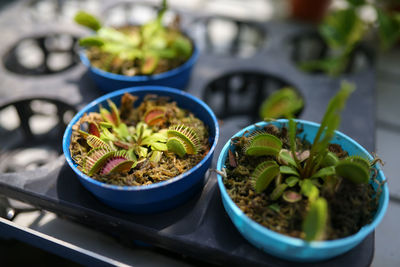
top-left (0, 1), bottom-right (376, 266)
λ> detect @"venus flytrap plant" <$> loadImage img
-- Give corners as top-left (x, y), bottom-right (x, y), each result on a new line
top-left (74, 0), bottom-right (193, 76)
top-left (71, 94), bottom-right (208, 184)
top-left (236, 81), bottom-right (380, 241)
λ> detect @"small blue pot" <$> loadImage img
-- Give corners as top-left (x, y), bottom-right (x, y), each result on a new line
top-left (80, 45), bottom-right (199, 92)
top-left (63, 86), bottom-right (219, 213)
top-left (216, 119), bottom-right (388, 262)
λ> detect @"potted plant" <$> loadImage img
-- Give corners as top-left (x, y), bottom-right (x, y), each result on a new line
top-left (74, 0), bottom-right (199, 91)
top-left (216, 82), bottom-right (388, 261)
top-left (63, 86), bottom-right (219, 213)
top-left (298, 0), bottom-right (400, 76)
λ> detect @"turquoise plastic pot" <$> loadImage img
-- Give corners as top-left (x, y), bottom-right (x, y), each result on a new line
top-left (63, 86), bottom-right (219, 213)
top-left (80, 45), bottom-right (199, 92)
top-left (216, 119), bottom-right (388, 262)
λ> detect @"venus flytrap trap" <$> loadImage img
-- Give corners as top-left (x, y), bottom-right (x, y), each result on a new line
top-left (223, 81), bottom-right (381, 242)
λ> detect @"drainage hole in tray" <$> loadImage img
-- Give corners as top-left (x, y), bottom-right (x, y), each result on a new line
top-left (203, 71), bottom-right (303, 125)
top-left (191, 16), bottom-right (266, 58)
top-left (103, 2), bottom-right (178, 28)
top-left (3, 33), bottom-right (79, 75)
top-left (27, 0), bottom-right (100, 23)
top-left (0, 98), bottom-right (76, 173)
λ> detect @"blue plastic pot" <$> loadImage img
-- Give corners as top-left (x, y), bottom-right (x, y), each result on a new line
top-left (63, 86), bottom-right (219, 213)
top-left (80, 45), bottom-right (199, 92)
top-left (216, 119), bottom-right (388, 262)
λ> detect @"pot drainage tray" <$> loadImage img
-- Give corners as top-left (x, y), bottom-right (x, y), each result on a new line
top-left (0, 1), bottom-right (377, 265)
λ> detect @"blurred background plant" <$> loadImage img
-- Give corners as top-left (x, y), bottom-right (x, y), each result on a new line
top-left (297, 0), bottom-right (400, 76)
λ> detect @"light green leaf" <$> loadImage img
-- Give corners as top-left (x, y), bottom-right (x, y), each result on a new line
top-left (321, 151), bottom-right (339, 167)
top-left (311, 166), bottom-right (336, 179)
top-left (285, 176), bottom-right (299, 187)
top-left (278, 149), bottom-right (297, 166)
top-left (301, 179), bottom-right (319, 201)
top-left (74, 11), bottom-right (101, 31)
top-left (280, 165), bottom-right (299, 176)
top-left (259, 87), bottom-right (303, 119)
top-left (303, 197), bottom-right (328, 242)
top-left (79, 36), bottom-right (104, 47)
top-left (268, 203), bottom-right (280, 212)
top-left (270, 184), bottom-right (288, 201)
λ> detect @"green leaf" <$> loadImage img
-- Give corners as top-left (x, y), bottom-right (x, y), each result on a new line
top-left (149, 151), bottom-right (163, 163)
top-left (167, 137), bottom-right (187, 157)
top-left (151, 142), bottom-right (168, 151)
top-left (299, 56), bottom-right (348, 77)
top-left (98, 27), bottom-right (140, 47)
top-left (127, 148), bottom-right (138, 169)
top-left (251, 161), bottom-right (280, 193)
top-left (304, 81), bottom-right (355, 177)
top-left (259, 87), bottom-right (303, 119)
top-left (270, 184), bottom-right (288, 201)
top-left (99, 128), bottom-right (117, 143)
top-left (321, 151), bottom-right (339, 167)
top-left (171, 35), bottom-right (193, 59)
top-left (74, 11), bottom-right (102, 31)
top-left (136, 145), bottom-right (148, 158)
top-left (303, 197), bottom-right (328, 242)
top-left (268, 203), bottom-right (280, 212)
top-left (301, 179), bottom-right (319, 201)
top-left (99, 121), bottom-right (113, 129)
top-left (335, 160), bottom-right (370, 184)
top-left (310, 166), bottom-right (336, 179)
top-left (285, 176), bottom-right (299, 187)
top-left (278, 149), bottom-right (297, 166)
top-left (279, 165), bottom-right (299, 176)
top-left (288, 118), bottom-right (302, 171)
top-left (319, 8), bottom-right (364, 50)
top-left (79, 36), bottom-right (104, 47)
top-left (114, 123), bottom-right (130, 141)
top-left (377, 8), bottom-right (400, 50)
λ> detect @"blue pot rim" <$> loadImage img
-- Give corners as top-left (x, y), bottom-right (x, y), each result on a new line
top-left (79, 44), bottom-right (200, 82)
top-left (216, 119), bottom-right (389, 249)
top-left (63, 86), bottom-right (219, 191)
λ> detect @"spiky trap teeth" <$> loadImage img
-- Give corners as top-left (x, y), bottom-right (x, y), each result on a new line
top-left (84, 149), bottom-right (136, 176)
top-left (244, 131), bottom-right (282, 157)
top-left (167, 125), bottom-right (200, 156)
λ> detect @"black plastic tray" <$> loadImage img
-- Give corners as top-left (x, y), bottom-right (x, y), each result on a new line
top-left (0, 1), bottom-right (376, 266)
